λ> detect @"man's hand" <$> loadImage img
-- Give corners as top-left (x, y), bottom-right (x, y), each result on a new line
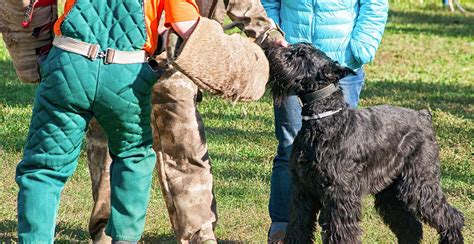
top-left (274, 38), bottom-right (289, 47)
top-left (171, 19), bottom-right (199, 40)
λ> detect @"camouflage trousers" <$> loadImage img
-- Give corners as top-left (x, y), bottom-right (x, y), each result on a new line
top-left (86, 67), bottom-right (217, 243)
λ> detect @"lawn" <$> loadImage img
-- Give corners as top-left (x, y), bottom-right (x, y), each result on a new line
top-left (1, 0), bottom-right (473, 243)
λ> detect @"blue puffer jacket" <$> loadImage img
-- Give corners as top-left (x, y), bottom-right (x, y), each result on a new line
top-left (262, 0), bottom-right (388, 70)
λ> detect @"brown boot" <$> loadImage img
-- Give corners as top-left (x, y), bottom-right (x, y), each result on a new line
top-left (267, 230), bottom-right (285, 244)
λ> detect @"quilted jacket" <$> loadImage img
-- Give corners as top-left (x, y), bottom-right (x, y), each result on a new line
top-left (261, 0), bottom-right (389, 69)
top-left (54, 0), bottom-right (200, 54)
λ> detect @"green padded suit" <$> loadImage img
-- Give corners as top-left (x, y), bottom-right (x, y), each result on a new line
top-left (16, 0), bottom-right (160, 242)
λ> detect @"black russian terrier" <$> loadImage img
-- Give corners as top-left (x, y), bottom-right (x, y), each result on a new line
top-left (266, 43), bottom-right (464, 244)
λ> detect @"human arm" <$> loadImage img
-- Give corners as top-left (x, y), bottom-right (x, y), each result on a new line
top-left (225, 0), bottom-right (287, 47)
top-left (165, 0), bottom-right (200, 39)
top-left (171, 20), bottom-right (199, 39)
top-left (350, 0), bottom-right (389, 64)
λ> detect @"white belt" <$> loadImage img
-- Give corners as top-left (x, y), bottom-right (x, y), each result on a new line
top-left (52, 36), bottom-right (148, 64)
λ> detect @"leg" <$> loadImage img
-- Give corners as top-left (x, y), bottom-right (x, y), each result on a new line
top-left (318, 178), bottom-right (363, 244)
top-left (94, 62), bottom-right (159, 241)
top-left (16, 49), bottom-right (95, 242)
top-left (151, 68), bottom-right (216, 243)
top-left (16, 100), bottom-right (90, 242)
top-left (268, 95), bottom-right (302, 241)
top-left (86, 118), bottom-right (113, 242)
top-left (397, 142), bottom-right (464, 244)
top-left (339, 68), bottom-right (365, 108)
top-left (448, 0), bottom-right (455, 11)
top-left (374, 182), bottom-right (423, 244)
top-left (285, 181), bottom-right (322, 244)
top-left (1, 0), bottom-right (57, 83)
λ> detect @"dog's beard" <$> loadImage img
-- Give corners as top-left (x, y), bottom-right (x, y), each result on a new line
top-left (266, 45), bottom-right (314, 104)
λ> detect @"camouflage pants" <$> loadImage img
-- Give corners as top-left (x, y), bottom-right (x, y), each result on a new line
top-left (86, 67), bottom-right (216, 243)
top-left (0, 0), bottom-right (57, 83)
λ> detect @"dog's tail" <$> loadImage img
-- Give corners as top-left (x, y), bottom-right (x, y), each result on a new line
top-left (419, 109), bottom-right (432, 122)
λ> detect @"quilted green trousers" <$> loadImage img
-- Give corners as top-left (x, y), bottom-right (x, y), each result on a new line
top-left (16, 47), bottom-right (159, 242)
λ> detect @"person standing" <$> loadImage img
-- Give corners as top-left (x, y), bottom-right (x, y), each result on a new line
top-left (15, 0), bottom-right (201, 242)
top-left (261, 0), bottom-right (389, 242)
top-left (86, 1), bottom-right (287, 243)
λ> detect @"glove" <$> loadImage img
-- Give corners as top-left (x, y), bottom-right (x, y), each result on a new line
top-left (257, 19), bottom-right (287, 49)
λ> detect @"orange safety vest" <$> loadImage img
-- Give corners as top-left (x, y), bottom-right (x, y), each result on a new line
top-left (54, 0), bottom-right (199, 54)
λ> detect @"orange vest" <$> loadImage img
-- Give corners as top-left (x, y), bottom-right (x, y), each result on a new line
top-left (54, 0), bottom-right (199, 54)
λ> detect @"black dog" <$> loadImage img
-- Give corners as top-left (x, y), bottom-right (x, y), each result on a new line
top-left (266, 43), bottom-right (464, 244)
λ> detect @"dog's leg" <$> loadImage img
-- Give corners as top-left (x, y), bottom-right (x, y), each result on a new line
top-left (285, 182), bottom-right (321, 244)
top-left (374, 182), bottom-right (423, 244)
top-left (400, 180), bottom-right (464, 244)
top-left (397, 141), bottom-right (464, 244)
top-left (318, 190), bottom-right (363, 244)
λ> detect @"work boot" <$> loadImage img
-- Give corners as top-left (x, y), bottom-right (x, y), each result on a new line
top-left (91, 228), bottom-right (112, 244)
top-left (267, 230), bottom-right (285, 244)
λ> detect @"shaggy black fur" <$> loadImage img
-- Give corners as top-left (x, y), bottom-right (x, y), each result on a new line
top-left (266, 43), bottom-right (464, 244)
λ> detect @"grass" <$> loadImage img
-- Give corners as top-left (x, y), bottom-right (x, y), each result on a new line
top-left (1, 0), bottom-right (473, 242)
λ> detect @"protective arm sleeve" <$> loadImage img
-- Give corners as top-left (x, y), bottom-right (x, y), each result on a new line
top-left (168, 18), bottom-right (269, 102)
top-left (350, 0), bottom-right (389, 65)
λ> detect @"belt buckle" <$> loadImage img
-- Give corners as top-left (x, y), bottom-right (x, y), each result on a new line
top-left (97, 51), bottom-right (106, 59)
top-left (87, 44), bottom-right (101, 60)
top-left (94, 49), bottom-right (114, 64)
top-left (104, 48), bottom-right (115, 65)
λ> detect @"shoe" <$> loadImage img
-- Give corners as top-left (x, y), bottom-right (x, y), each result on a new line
top-left (267, 230), bottom-right (285, 244)
top-left (91, 227), bottom-right (112, 244)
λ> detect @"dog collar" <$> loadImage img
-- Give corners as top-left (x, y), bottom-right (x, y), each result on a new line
top-left (302, 108), bottom-right (342, 121)
top-left (300, 84), bottom-right (339, 104)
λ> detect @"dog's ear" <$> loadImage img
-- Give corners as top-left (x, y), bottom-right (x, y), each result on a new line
top-left (321, 62), bottom-right (356, 82)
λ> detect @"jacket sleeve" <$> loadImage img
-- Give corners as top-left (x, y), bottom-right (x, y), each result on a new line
top-left (261, 0), bottom-right (281, 26)
top-left (165, 0), bottom-right (200, 25)
top-left (225, 0), bottom-right (284, 45)
top-left (350, 0), bottom-right (388, 65)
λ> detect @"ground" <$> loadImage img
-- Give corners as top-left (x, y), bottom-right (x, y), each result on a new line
top-left (0, 0), bottom-right (473, 242)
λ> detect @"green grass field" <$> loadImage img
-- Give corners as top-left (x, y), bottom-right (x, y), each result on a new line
top-left (1, 1), bottom-right (473, 243)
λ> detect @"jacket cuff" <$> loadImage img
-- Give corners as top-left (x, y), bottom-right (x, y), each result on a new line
top-left (350, 39), bottom-right (376, 65)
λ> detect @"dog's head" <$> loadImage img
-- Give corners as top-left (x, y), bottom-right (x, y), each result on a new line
top-left (266, 43), bottom-right (355, 104)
